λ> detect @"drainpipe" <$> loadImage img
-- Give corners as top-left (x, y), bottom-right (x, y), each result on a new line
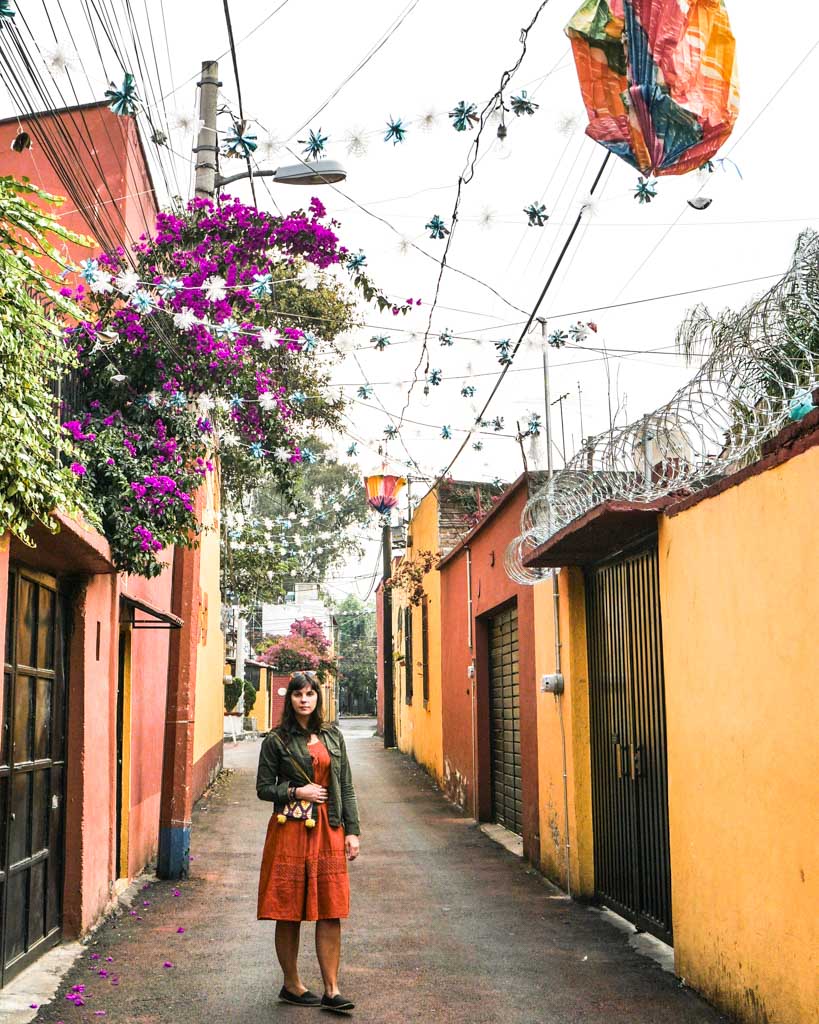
top-left (552, 567), bottom-right (571, 898)
top-left (466, 545), bottom-right (477, 818)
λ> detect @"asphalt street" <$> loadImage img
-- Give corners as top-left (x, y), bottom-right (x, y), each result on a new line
top-left (28, 719), bottom-right (727, 1024)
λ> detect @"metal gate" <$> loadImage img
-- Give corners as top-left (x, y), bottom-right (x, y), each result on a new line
top-left (488, 604), bottom-right (521, 835)
top-left (1, 567), bottom-right (68, 986)
top-left (585, 543), bottom-right (672, 943)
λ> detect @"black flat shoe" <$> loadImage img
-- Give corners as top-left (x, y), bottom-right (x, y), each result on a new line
top-left (321, 993), bottom-right (355, 1013)
top-left (279, 987), bottom-right (322, 1006)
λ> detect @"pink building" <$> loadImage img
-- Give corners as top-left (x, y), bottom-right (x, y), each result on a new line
top-left (0, 104), bottom-right (223, 987)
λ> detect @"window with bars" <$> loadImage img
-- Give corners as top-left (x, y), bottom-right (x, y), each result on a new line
top-left (404, 606), bottom-right (413, 704)
top-left (421, 596), bottom-right (429, 705)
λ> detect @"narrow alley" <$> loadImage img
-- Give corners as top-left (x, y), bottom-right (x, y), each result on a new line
top-left (23, 720), bottom-right (725, 1024)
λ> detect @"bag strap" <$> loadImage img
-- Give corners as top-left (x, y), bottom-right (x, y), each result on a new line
top-left (277, 734), bottom-right (313, 785)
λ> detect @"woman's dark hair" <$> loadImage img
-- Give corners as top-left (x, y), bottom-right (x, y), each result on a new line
top-left (278, 671), bottom-right (323, 736)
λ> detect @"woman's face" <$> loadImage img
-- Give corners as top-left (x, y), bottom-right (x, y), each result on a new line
top-left (291, 684), bottom-right (318, 718)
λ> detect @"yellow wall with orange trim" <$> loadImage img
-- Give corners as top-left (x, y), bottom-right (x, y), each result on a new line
top-left (393, 489), bottom-right (444, 783)
top-left (192, 470), bottom-right (225, 770)
top-left (533, 568), bottom-right (595, 896)
top-left (658, 445), bottom-right (819, 1024)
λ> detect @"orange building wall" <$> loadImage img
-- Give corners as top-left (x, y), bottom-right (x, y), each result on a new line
top-left (659, 444), bottom-right (819, 1024)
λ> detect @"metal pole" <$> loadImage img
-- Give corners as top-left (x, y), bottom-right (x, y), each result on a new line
top-left (381, 517), bottom-right (396, 748)
top-left (235, 609), bottom-right (246, 716)
top-left (540, 319), bottom-right (554, 480)
top-left (194, 60), bottom-right (221, 199)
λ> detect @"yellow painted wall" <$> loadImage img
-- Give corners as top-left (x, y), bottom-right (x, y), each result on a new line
top-left (193, 469), bottom-right (225, 767)
top-left (659, 446), bottom-right (819, 1024)
top-left (393, 489), bottom-right (444, 783)
top-left (534, 567), bottom-right (595, 896)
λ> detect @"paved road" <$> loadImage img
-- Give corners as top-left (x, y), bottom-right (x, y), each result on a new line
top-left (31, 720), bottom-right (726, 1023)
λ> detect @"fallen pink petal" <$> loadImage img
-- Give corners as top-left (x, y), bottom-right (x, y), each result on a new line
top-left (163, 961), bottom-right (174, 969)
top-left (172, 888), bottom-right (181, 896)
top-left (176, 926), bottom-right (185, 934)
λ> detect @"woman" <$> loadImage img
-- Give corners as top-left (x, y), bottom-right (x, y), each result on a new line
top-left (256, 671), bottom-right (361, 1013)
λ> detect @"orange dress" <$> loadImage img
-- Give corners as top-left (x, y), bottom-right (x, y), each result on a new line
top-left (257, 738), bottom-right (350, 921)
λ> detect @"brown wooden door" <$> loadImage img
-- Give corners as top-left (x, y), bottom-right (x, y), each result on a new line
top-left (1, 567), bottom-right (67, 987)
top-left (488, 604), bottom-right (521, 835)
top-left (585, 543), bottom-right (672, 943)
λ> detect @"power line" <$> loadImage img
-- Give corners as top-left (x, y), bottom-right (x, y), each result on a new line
top-left (221, 0), bottom-right (257, 205)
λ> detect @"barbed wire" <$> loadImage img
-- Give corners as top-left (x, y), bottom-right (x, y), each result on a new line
top-left (506, 228), bottom-right (819, 584)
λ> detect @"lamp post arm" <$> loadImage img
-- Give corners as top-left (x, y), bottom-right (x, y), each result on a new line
top-left (216, 168), bottom-right (276, 188)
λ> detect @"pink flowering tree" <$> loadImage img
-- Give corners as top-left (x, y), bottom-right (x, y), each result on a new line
top-left (61, 194), bottom-right (405, 578)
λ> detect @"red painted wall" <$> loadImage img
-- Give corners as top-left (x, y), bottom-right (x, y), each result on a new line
top-left (268, 673), bottom-right (290, 730)
top-left (440, 480), bottom-right (541, 866)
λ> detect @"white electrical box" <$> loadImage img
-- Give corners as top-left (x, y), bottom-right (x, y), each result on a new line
top-left (541, 673), bottom-right (565, 694)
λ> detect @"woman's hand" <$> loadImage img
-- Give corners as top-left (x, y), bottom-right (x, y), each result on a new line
top-left (345, 835), bottom-right (360, 861)
top-left (297, 784), bottom-right (328, 803)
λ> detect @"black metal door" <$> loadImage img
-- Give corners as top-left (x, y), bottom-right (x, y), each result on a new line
top-left (1, 567), bottom-right (67, 986)
top-left (585, 543), bottom-right (672, 943)
top-left (488, 604), bottom-right (521, 835)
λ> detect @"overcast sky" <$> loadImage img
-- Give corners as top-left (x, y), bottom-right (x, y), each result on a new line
top-left (5, 1), bottom-right (818, 601)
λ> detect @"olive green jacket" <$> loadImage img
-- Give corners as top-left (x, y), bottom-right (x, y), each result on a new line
top-left (256, 723), bottom-right (361, 836)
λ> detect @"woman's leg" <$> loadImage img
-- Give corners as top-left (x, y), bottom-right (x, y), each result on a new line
top-left (275, 921), bottom-right (306, 993)
top-left (315, 918), bottom-right (342, 996)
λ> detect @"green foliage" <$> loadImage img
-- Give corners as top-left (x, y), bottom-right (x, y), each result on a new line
top-left (0, 176), bottom-right (95, 544)
top-left (224, 677), bottom-right (256, 714)
top-left (335, 594), bottom-right (376, 709)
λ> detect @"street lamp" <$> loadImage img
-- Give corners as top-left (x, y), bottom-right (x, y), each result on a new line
top-left (216, 158), bottom-right (347, 189)
top-left (364, 473), bottom-right (406, 748)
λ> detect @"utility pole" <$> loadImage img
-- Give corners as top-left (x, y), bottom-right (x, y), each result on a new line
top-left (194, 60), bottom-right (221, 199)
top-left (552, 392), bottom-right (570, 466)
top-left (381, 515), bottom-right (396, 748)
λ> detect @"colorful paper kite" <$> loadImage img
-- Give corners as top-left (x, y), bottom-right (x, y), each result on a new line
top-left (565, 0), bottom-right (739, 176)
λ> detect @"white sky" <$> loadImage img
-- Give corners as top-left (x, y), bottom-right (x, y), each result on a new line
top-left (5, 1), bottom-right (818, 600)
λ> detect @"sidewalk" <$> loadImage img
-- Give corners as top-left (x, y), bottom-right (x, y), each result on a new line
top-left (25, 720), bottom-right (727, 1023)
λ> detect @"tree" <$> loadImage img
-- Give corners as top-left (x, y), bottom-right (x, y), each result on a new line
top-left (334, 595), bottom-right (376, 714)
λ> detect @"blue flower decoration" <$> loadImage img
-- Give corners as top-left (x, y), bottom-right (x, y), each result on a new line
top-left (425, 215), bottom-right (449, 240)
top-left (290, 390), bottom-right (307, 405)
top-left (548, 329), bottom-right (568, 348)
top-left (439, 330), bottom-right (454, 347)
top-left (384, 425), bottom-right (399, 440)
top-left (510, 91), bottom-right (538, 117)
top-left (491, 416), bottom-right (505, 433)
top-left (250, 272), bottom-right (273, 299)
top-left (224, 121), bottom-right (258, 159)
top-left (230, 394), bottom-right (244, 410)
top-left (0, 1), bottom-right (15, 20)
top-left (384, 117), bottom-right (408, 145)
top-left (301, 447), bottom-right (318, 464)
top-left (441, 425), bottom-right (452, 440)
top-left (303, 331), bottom-right (318, 353)
top-left (357, 385), bottom-right (373, 399)
top-left (634, 176), bottom-right (658, 204)
top-left (299, 127), bottom-right (327, 161)
top-left (449, 101), bottom-right (478, 132)
top-left (79, 258), bottom-right (100, 283)
top-left (105, 72), bottom-right (139, 117)
top-left (371, 334), bottom-right (390, 351)
top-left (427, 368), bottom-right (443, 386)
top-left (524, 203), bottom-right (548, 227)
top-left (346, 442), bottom-right (359, 457)
top-left (526, 413), bottom-right (541, 436)
top-left (494, 339), bottom-right (512, 365)
top-left (169, 391), bottom-right (188, 409)
top-left (472, 441), bottom-right (483, 451)
top-left (348, 252), bottom-right (367, 272)
top-left (130, 289), bottom-right (153, 314)
top-left (158, 276), bottom-right (182, 299)
top-left (249, 442), bottom-right (264, 459)
top-left (461, 385), bottom-right (476, 398)
top-left (214, 318), bottom-right (240, 341)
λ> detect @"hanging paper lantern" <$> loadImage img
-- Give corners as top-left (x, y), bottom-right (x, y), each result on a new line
top-left (449, 101), bottom-right (478, 132)
top-left (364, 473), bottom-right (406, 514)
top-left (10, 130), bottom-right (31, 152)
top-left (524, 203), bottom-right (548, 227)
top-left (299, 127), bottom-right (327, 161)
top-left (105, 73), bottom-right (139, 117)
top-left (384, 117), bottom-right (408, 144)
top-left (425, 215), bottom-right (449, 240)
top-left (511, 90), bottom-right (539, 117)
top-left (565, 0), bottom-right (739, 178)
